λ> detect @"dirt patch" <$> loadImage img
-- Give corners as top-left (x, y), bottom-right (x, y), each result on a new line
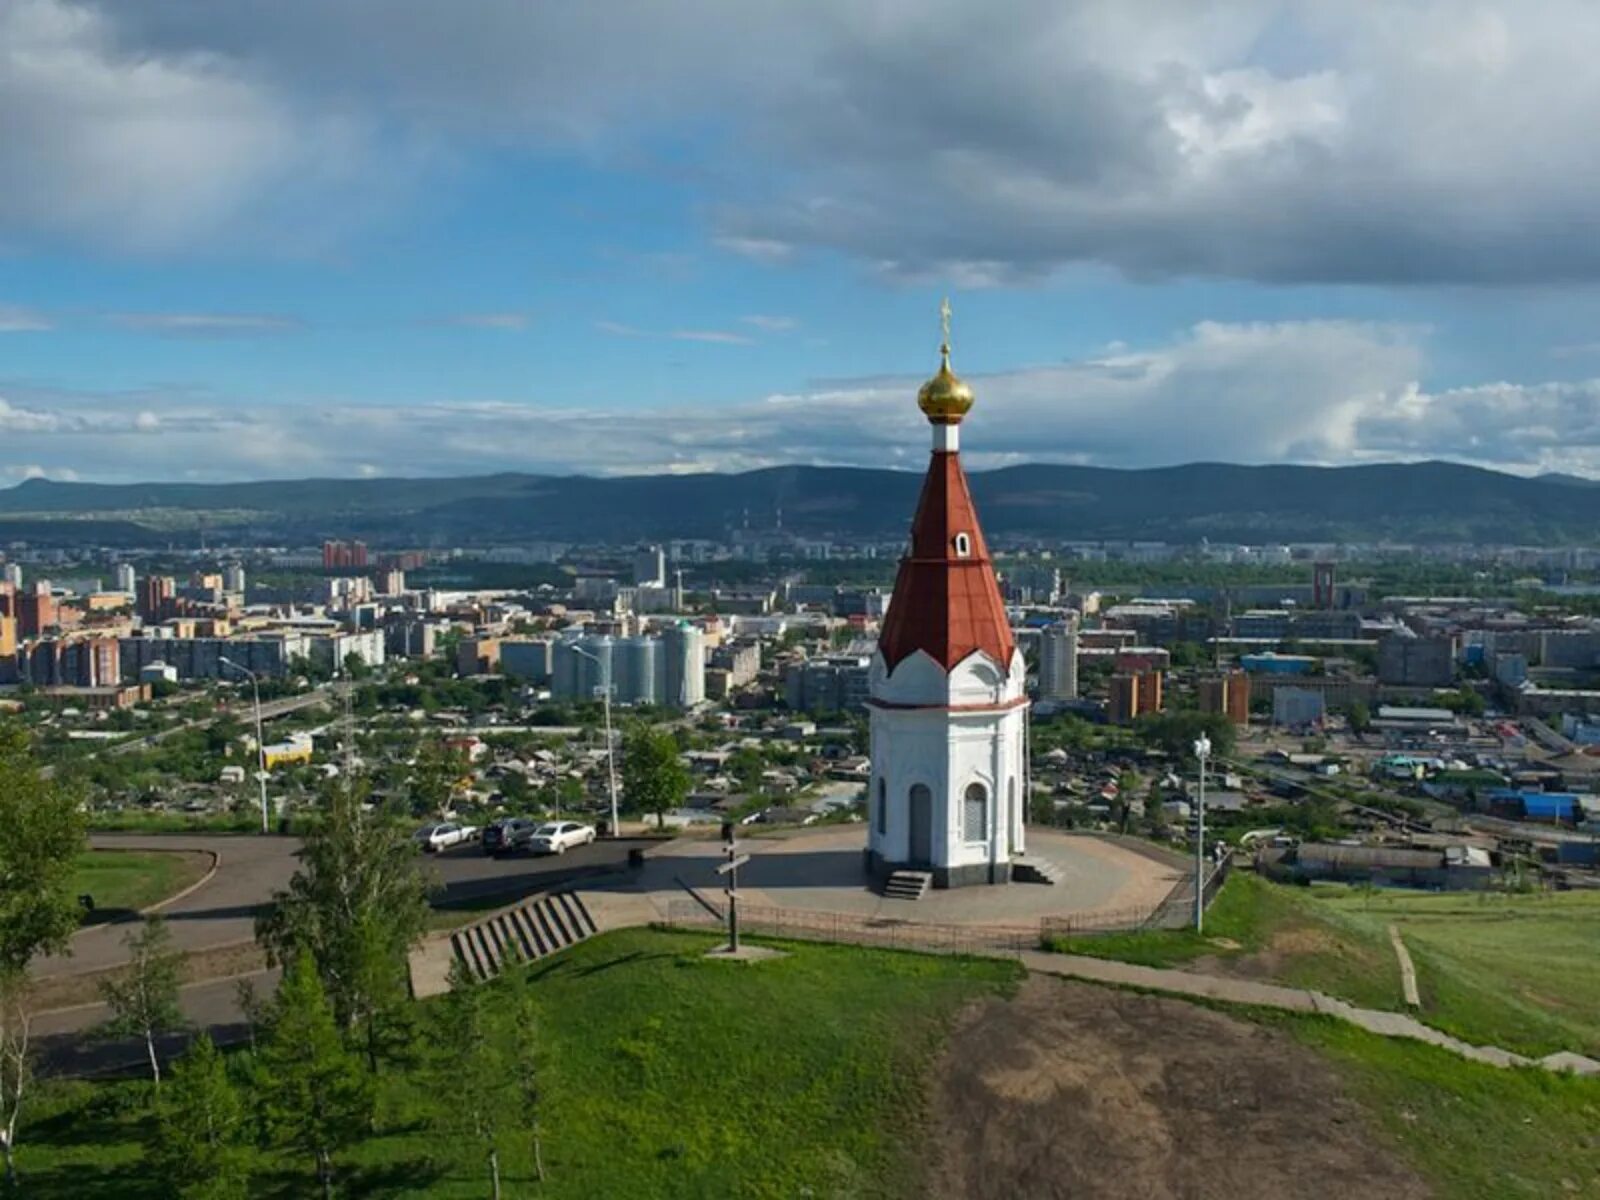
top-left (924, 975), bottom-right (1431, 1200)
top-left (1189, 925), bottom-right (1339, 984)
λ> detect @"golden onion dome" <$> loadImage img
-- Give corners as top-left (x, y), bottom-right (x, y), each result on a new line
top-left (917, 298), bottom-right (973, 424)
top-left (917, 345), bottom-right (974, 424)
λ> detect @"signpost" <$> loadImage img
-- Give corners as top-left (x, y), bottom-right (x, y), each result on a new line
top-left (718, 824), bottom-right (745, 952)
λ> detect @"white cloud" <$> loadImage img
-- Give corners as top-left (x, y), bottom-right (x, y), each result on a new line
top-left (108, 312), bottom-right (303, 337)
top-left (15, 318), bottom-right (1600, 481)
top-left (0, 0), bottom-right (386, 253)
top-left (46, 1), bottom-right (1600, 283)
top-left (437, 312), bottom-right (529, 330)
top-left (0, 306), bottom-right (52, 332)
top-left (595, 321), bottom-right (752, 345)
top-left (741, 315), bottom-right (798, 333)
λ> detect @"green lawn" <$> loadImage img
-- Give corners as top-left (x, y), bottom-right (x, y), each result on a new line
top-left (1045, 872), bottom-right (1600, 1057)
top-left (1044, 872), bottom-right (1405, 1009)
top-left (69, 850), bottom-right (212, 920)
top-left (1283, 1014), bottom-right (1600, 1200)
top-left (17, 930), bottom-right (1021, 1198)
top-left (1309, 887), bottom-right (1600, 1058)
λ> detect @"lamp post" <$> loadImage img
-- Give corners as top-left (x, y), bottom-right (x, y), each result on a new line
top-left (1193, 732), bottom-right (1212, 932)
top-left (569, 644), bottom-right (620, 838)
top-left (220, 657), bottom-right (270, 834)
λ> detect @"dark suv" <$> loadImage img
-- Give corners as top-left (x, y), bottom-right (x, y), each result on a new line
top-left (482, 817), bottom-right (537, 857)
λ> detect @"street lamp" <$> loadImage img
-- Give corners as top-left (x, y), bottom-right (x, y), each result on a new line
top-left (1193, 732), bottom-right (1212, 932)
top-left (569, 644), bottom-right (621, 838)
top-left (220, 657), bottom-right (270, 834)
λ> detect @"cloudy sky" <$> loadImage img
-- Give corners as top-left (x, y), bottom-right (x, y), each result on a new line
top-left (7, 0), bottom-right (1600, 482)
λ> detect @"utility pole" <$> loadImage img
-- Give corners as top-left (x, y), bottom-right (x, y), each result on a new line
top-left (570, 643), bottom-right (621, 837)
top-left (1193, 732), bottom-right (1211, 932)
top-left (220, 657), bottom-right (269, 834)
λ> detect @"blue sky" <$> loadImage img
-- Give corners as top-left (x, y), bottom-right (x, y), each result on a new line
top-left (8, 1), bottom-right (1600, 482)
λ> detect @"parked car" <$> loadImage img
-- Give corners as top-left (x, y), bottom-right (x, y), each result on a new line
top-left (527, 821), bottom-right (598, 856)
top-left (483, 817), bottom-right (538, 857)
top-left (414, 822), bottom-right (479, 853)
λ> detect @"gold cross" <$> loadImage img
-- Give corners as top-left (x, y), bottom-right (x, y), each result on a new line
top-left (939, 296), bottom-right (952, 349)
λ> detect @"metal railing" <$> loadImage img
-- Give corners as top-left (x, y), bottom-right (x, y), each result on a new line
top-left (662, 899), bottom-right (1157, 955)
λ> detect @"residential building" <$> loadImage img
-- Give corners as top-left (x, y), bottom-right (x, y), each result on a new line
top-left (1037, 617), bottom-right (1079, 701)
top-left (1198, 671), bottom-right (1251, 725)
top-left (1108, 669), bottom-right (1163, 724)
top-left (456, 637), bottom-right (501, 676)
top-left (500, 638), bottom-right (554, 683)
top-left (1378, 633), bottom-right (1455, 687)
top-left (114, 562), bottom-right (136, 594)
top-left (1273, 686), bottom-right (1326, 727)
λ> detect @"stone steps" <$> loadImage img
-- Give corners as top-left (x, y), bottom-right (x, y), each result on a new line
top-left (450, 891), bottom-right (599, 983)
top-left (883, 870), bottom-right (932, 901)
top-left (1012, 857), bottom-right (1065, 886)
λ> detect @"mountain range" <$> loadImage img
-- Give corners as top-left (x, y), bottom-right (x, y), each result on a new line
top-left (1, 460), bottom-right (1596, 547)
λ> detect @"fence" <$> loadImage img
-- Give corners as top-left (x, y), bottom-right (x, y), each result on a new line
top-left (662, 899), bottom-right (1155, 956)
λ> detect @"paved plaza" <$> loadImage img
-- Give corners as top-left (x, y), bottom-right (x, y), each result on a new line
top-left (612, 825), bottom-right (1187, 929)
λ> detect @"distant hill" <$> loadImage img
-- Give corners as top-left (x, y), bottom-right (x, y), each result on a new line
top-left (1, 460), bottom-right (1597, 546)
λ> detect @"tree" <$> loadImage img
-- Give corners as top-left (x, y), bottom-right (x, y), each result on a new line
top-left (429, 964), bottom-right (516, 1198)
top-left (256, 777), bottom-right (432, 1073)
top-left (98, 915), bottom-right (186, 1087)
top-left (254, 953), bottom-right (373, 1200)
top-left (0, 723), bottom-right (88, 974)
top-left (410, 739), bottom-right (469, 819)
top-left (509, 982), bottom-right (547, 1183)
top-left (0, 974), bottom-right (32, 1189)
top-left (621, 726), bottom-right (691, 829)
top-left (0, 724), bottom-right (84, 1188)
top-left (145, 1034), bottom-right (250, 1200)
top-left (1347, 701), bottom-right (1372, 734)
top-left (341, 652), bottom-right (371, 681)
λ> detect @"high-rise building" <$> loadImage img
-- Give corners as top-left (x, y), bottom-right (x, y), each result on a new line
top-left (114, 562), bottom-right (136, 594)
top-left (322, 540), bottom-right (369, 570)
top-left (455, 637), bottom-right (501, 677)
top-left (499, 638), bottom-right (554, 683)
top-left (1378, 633), bottom-right (1454, 687)
top-left (223, 563), bottom-right (246, 595)
top-left (0, 614), bottom-right (15, 658)
top-left (633, 545), bottom-right (667, 588)
top-left (1198, 671), bottom-right (1251, 725)
top-left (867, 310), bottom-right (1028, 889)
top-left (662, 622), bottom-right (705, 708)
top-left (1037, 617), bottom-right (1079, 701)
top-left (1108, 669), bottom-right (1163, 725)
top-left (376, 568), bottom-right (406, 596)
top-left (1, 563), bottom-right (20, 588)
top-left (1312, 560), bottom-right (1336, 610)
top-left (17, 584), bottom-right (56, 639)
top-left (138, 575), bottom-right (175, 622)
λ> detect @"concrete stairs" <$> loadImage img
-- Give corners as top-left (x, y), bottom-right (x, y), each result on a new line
top-left (883, 870), bottom-right (933, 901)
top-left (450, 891), bottom-right (598, 983)
top-left (1012, 857), bottom-right (1065, 886)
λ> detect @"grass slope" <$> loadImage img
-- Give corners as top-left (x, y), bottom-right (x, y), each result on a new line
top-left (69, 850), bottom-right (212, 921)
top-left (18, 930), bottom-right (1019, 1198)
top-left (1045, 872), bottom-right (1600, 1057)
top-left (1285, 1015), bottom-right (1600, 1200)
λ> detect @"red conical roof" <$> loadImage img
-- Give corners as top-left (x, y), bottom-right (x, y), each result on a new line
top-left (878, 450), bottom-right (1015, 674)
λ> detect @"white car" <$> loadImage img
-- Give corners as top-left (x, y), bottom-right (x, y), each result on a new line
top-left (526, 821), bottom-right (597, 855)
top-left (414, 822), bottom-right (479, 853)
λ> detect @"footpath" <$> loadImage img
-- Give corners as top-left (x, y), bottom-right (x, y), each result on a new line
top-left (1015, 949), bottom-right (1600, 1076)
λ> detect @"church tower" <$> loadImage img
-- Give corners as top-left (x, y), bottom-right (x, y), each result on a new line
top-left (867, 302), bottom-right (1029, 888)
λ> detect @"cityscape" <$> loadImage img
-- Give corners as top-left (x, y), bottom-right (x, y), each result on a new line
top-left (4, 4), bottom-right (1600, 1199)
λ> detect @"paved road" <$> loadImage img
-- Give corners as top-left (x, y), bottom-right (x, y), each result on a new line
top-left (31, 830), bottom-right (642, 1074)
top-left (38, 831), bottom-right (641, 980)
